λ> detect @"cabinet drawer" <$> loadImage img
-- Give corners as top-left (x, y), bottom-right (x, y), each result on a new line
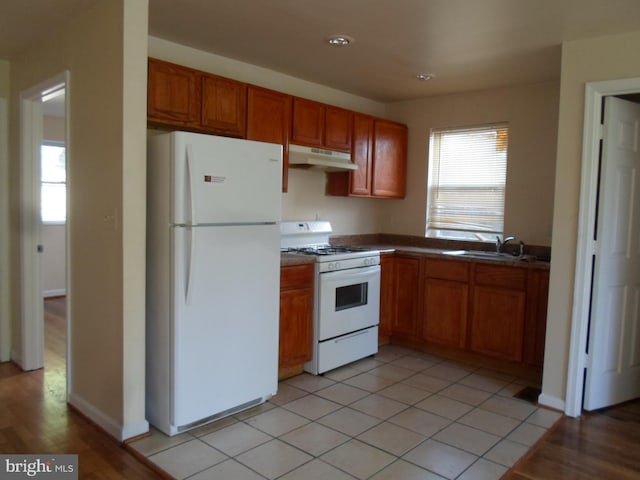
top-left (474, 264), bottom-right (527, 289)
top-left (281, 264), bottom-right (314, 290)
top-left (424, 258), bottom-right (469, 282)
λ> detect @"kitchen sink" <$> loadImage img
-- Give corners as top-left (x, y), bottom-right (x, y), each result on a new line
top-left (442, 250), bottom-right (535, 262)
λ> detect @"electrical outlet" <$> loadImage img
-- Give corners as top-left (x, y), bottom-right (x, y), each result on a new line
top-left (103, 208), bottom-right (118, 231)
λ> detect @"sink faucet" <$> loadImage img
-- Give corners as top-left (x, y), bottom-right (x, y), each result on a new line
top-left (496, 235), bottom-right (515, 253)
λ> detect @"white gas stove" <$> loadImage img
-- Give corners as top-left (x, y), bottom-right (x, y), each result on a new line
top-left (280, 221), bottom-right (381, 375)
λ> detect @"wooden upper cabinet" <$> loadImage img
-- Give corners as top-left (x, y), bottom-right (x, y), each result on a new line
top-left (201, 73), bottom-right (247, 138)
top-left (372, 119), bottom-right (408, 198)
top-left (326, 115), bottom-right (408, 199)
top-left (292, 98), bottom-right (325, 147)
top-left (291, 98), bottom-right (353, 152)
top-left (350, 113), bottom-right (374, 196)
top-left (325, 106), bottom-right (353, 152)
top-left (147, 58), bottom-right (201, 128)
top-left (246, 86), bottom-right (292, 192)
top-left (147, 58), bottom-right (246, 137)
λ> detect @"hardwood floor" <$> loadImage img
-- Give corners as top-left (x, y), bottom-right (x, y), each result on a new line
top-left (503, 398), bottom-right (640, 479)
top-left (0, 297), bottom-right (159, 479)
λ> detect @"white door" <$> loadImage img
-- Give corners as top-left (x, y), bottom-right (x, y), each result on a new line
top-left (584, 96), bottom-right (640, 410)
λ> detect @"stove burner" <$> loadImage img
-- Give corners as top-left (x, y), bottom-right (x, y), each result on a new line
top-left (286, 245), bottom-right (368, 256)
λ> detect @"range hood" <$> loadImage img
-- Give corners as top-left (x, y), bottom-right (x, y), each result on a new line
top-left (288, 144), bottom-right (357, 172)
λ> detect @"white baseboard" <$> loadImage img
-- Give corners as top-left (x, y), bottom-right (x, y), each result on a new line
top-left (538, 392), bottom-right (566, 412)
top-left (43, 289), bottom-right (66, 298)
top-left (68, 392), bottom-right (149, 442)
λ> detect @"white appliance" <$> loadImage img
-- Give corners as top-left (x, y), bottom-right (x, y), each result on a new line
top-left (288, 144), bottom-right (357, 171)
top-left (280, 221), bottom-right (380, 375)
top-left (146, 131), bottom-right (282, 436)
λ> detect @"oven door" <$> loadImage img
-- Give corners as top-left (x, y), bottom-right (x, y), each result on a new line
top-left (318, 265), bottom-right (380, 341)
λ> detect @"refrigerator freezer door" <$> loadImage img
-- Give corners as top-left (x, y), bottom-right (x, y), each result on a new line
top-left (171, 224), bottom-right (279, 428)
top-left (172, 132), bottom-right (282, 225)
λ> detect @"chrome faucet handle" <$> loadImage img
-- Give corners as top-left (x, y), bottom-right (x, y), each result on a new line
top-left (496, 235), bottom-right (515, 253)
top-left (519, 240), bottom-right (525, 256)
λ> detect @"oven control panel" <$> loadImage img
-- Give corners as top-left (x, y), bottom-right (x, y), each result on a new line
top-left (318, 255), bottom-right (380, 273)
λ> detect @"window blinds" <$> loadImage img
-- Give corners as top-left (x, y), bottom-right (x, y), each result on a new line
top-left (426, 123), bottom-right (508, 239)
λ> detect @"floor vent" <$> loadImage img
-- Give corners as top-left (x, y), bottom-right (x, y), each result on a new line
top-left (513, 386), bottom-right (541, 404)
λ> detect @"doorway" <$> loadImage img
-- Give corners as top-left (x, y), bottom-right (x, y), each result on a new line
top-left (566, 77), bottom-right (640, 417)
top-left (19, 72), bottom-right (69, 394)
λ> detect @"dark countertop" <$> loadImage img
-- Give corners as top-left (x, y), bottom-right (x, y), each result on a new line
top-left (280, 243), bottom-right (550, 270)
top-left (280, 253), bottom-right (316, 267)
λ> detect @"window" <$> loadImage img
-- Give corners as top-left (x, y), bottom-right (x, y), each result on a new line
top-left (426, 123), bottom-right (508, 241)
top-left (41, 143), bottom-right (66, 223)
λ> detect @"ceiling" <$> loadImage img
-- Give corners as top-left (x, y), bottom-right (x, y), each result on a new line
top-left (3, 0), bottom-right (640, 102)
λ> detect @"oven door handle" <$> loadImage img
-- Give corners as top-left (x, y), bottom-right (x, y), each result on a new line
top-left (334, 329), bottom-right (370, 343)
top-left (320, 265), bottom-right (380, 281)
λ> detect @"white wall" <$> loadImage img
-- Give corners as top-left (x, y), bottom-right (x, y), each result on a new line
top-left (148, 37), bottom-right (389, 235)
top-left (9, 0), bottom-right (149, 439)
top-left (384, 82), bottom-right (560, 246)
top-left (541, 29), bottom-right (640, 409)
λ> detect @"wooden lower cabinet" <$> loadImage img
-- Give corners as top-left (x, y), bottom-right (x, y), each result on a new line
top-left (422, 258), bottom-right (469, 349)
top-left (523, 269), bottom-right (549, 366)
top-left (279, 264), bottom-right (314, 377)
top-left (387, 255), bottom-right (421, 339)
top-left (470, 264), bottom-right (527, 362)
top-left (381, 253), bottom-right (548, 368)
top-left (470, 285), bottom-right (526, 361)
top-left (379, 254), bottom-right (395, 338)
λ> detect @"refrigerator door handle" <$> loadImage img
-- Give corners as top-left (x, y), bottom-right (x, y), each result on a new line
top-left (185, 227), bottom-right (196, 305)
top-left (185, 144), bottom-right (196, 224)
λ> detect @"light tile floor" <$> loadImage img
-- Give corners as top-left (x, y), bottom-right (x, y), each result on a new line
top-left (130, 345), bottom-right (562, 480)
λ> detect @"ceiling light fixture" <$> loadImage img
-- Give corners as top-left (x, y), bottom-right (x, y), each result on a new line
top-left (416, 73), bottom-right (435, 81)
top-left (327, 35), bottom-right (353, 47)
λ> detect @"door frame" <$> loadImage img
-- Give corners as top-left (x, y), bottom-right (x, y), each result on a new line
top-left (565, 76), bottom-right (640, 417)
top-left (0, 98), bottom-right (9, 362)
top-left (19, 71), bottom-right (69, 373)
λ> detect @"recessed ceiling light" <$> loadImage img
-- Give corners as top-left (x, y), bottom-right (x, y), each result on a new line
top-left (327, 35), bottom-right (354, 47)
top-left (416, 73), bottom-right (435, 81)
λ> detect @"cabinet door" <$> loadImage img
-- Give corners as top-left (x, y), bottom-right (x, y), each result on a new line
top-left (471, 264), bottom-right (527, 361)
top-left (201, 74), bottom-right (247, 137)
top-left (247, 86), bottom-right (292, 192)
top-left (422, 258), bottom-right (469, 349)
top-left (391, 256), bottom-right (420, 338)
top-left (279, 287), bottom-right (314, 367)
top-left (279, 265), bottom-right (314, 368)
top-left (291, 97), bottom-right (324, 147)
top-left (147, 58), bottom-right (201, 128)
top-left (423, 278), bottom-right (469, 349)
top-left (523, 269), bottom-right (549, 366)
top-left (471, 286), bottom-right (526, 361)
top-left (325, 106), bottom-right (353, 152)
top-left (379, 254), bottom-right (395, 338)
top-left (372, 120), bottom-right (408, 198)
top-left (350, 113), bottom-right (374, 196)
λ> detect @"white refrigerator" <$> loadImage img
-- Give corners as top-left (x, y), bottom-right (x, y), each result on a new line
top-left (146, 131), bottom-right (282, 436)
